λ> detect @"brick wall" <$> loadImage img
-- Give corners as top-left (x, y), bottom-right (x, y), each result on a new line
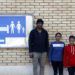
top-left (0, 0), bottom-right (75, 65)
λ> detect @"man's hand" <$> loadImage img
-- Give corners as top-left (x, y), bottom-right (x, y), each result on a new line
top-left (29, 53), bottom-right (33, 58)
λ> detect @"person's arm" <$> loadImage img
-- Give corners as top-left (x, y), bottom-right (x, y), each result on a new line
top-left (45, 31), bottom-right (49, 56)
top-left (49, 43), bottom-right (53, 62)
top-left (63, 46), bottom-right (69, 67)
top-left (29, 31), bottom-right (34, 58)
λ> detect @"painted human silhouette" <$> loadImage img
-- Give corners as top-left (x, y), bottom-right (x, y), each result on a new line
top-left (16, 21), bottom-right (21, 34)
top-left (10, 21), bottom-right (15, 34)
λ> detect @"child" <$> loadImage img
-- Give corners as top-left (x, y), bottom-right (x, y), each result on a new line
top-left (63, 35), bottom-right (75, 75)
top-left (49, 32), bottom-right (65, 75)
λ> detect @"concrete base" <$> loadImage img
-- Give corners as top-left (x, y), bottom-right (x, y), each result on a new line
top-left (0, 64), bottom-right (69, 75)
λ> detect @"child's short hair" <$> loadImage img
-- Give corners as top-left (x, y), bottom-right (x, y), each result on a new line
top-left (69, 35), bottom-right (75, 40)
top-left (55, 32), bottom-right (62, 37)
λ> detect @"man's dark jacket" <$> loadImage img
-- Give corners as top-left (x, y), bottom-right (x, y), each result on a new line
top-left (29, 28), bottom-right (49, 53)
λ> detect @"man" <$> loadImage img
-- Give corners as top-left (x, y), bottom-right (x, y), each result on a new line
top-left (29, 19), bottom-right (49, 75)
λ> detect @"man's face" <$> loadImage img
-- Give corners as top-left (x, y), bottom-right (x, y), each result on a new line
top-left (55, 34), bottom-right (62, 41)
top-left (69, 38), bottom-right (75, 45)
top-left (36, 23), bottom-right (43, 29)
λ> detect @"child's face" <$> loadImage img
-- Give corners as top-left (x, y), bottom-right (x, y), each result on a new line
top-left (69, 38), bottom-right (75, 45)
top-left (55, 34), bottom-right (62, 41)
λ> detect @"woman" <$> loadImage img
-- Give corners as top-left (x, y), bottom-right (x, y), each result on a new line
top-left (63, 35), bottom-right (75, 75)
top-left (49, 32), bottom-right (65, 75)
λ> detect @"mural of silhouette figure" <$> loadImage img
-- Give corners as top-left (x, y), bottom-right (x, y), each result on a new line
top-left (10, 21), bottom-right (15, 34)
top-left (16, 21), bottom-right (21, 34)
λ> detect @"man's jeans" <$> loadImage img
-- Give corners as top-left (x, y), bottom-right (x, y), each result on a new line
top-left (32, 52), bottom-right (47, 75)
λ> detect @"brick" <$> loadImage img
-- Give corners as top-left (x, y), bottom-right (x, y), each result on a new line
top-left (3, 56), bottom-right (11, 58)
top-left (62, 0), bottom-right (72, 2)
top-left (40, 3), bottom-right (48, 6)
top-left (7, 58), bottom-right (16, 61)
top-left (11, 56), bottom-right (20, 58)
top-left (72, 0), bottom-right (75, 2)
top-left (2, 8), bottom-right (11, 11)
top-left (0, 63), bottom-right (7, 66)
top-left (57, 29), bottom-right (67, 31)
top-left (53, 27), bottom-right (61, 29)
top-left (67, 29), bottom-right (75, 31)
top-left (17, 58), bottom-right (25, 61)
top-left (44, 0), bottom-right (53, 2)
top-left (3, 61), bottom-right (11, 63)
top-left (25, 0), bottom-right (34, 2)
top-left (16, 63), bottom-right (26, 65)
top-left (16, 0), bottom-right (25, 2)
top-left (35, 0), bottom-right (43, 2)
top-left (30, 3), bottom-right (39, 6)
top-left (62, 27), bottom-right (71, 29)
top-left (8, 53), bottom-right (16, 56)
top-left (0, 0), bottom-right (6, 2)
top-left (17, 53), bottom-right (25, 55)
top-left (2, 2), bottom-right (11, 6)
top-left (6, 11), bottom-right (16, 13)
top-left (0, 58), bottom-right (7, 61)
top-left (53, 0), bottom-right (63, 2)
top-left (7, 63), bottom-right (17, 66)
top-left (12, 60), bottom-right (20, 63)
top-left (0, 53), bottom-right (7, 55)
top-left (7, 0), bottom-right (15, 2)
